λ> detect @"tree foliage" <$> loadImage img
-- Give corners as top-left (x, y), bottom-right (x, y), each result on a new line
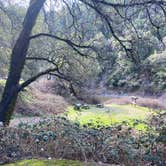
top-left (0, 0), bottom-right (165, 125)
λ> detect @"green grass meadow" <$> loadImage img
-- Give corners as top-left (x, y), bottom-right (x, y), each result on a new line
top-left (67, 104), bottom-right (155, 131)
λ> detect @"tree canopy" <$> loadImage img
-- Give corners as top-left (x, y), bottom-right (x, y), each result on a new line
top-left (0, 0), bottom-right (165, 125)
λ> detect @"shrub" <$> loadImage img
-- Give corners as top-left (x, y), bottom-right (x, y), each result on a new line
top-left (0, 114), bottom-right (165, 165)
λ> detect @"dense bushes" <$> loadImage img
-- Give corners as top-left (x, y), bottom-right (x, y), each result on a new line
top-left (0, 113), bottom-right (165, 165)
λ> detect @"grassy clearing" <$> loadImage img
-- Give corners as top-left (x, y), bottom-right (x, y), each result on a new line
top-left (5, 159), bottom-right (84, 166)
top-left (67, 104), bottom-right (155, 131)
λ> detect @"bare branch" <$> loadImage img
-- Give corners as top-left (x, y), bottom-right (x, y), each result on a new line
top-left (91, 0), bottom-right (166, 8)
top-left (26, 56), bottom-right (59, 67)
top-left (18, 67), bottom-right (57, 92)
top-left (29, 33), bottom-right (95, 57)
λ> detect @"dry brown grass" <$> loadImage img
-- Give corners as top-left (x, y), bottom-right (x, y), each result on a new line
top-left (105, 96), bottom-right (166, 110)
top-left (31, 88), bottom-right (68, 115)
top-left (15, 79), bottom-right (68, 116)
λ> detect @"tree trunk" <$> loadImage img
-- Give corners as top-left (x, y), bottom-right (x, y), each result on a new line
top-left (0, 0), bottom-right (45, 126)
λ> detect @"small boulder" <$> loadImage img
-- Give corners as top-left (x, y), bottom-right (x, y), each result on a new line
top-left (96, 104), bottom-right (104, 108)
top-left (82, 104), bottom-right (90, 109)
top-left (74, 103), bottom-right (82, 110)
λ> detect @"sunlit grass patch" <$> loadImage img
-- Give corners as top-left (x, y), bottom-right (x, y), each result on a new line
top-left (67, 104), bottom-right (156, 131)
top-left (0, 79), bottom-right (6, 87)
top-left (5, 159), bottom-right (84, 166)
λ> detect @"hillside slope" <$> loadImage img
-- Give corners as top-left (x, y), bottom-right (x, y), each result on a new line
top-left (0, 79), bottom-right (68, 117)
